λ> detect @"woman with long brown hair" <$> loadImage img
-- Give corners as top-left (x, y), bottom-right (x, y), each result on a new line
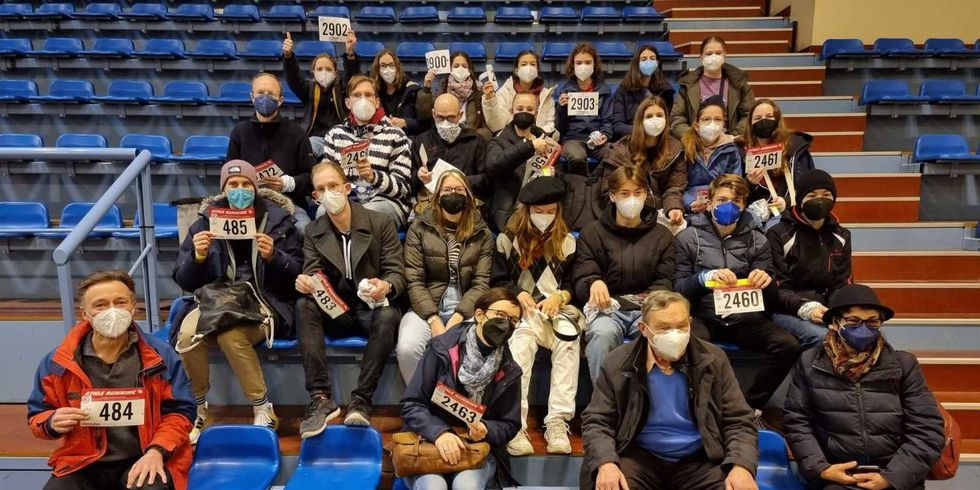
top-left (555, 42), bottom-right (614, 176)
top-left (418, 51), bottom-right (492, 140)
top-left (671, 36), bottom-right (755, 138)
top-left (610, 44), bottom-right (676, 140)
top-left (347, 38), bottom-right (426, 135)
top-left (482, 49), bottom-right (557, 135)
top-left (680, 96), bottom-right (743, 213)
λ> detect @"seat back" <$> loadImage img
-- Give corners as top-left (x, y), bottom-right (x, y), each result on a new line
top-left (134, 202), bottom-right (179, 227)
top-left (193, 39), bottom-right (237, 55)
top-left (214, 81), bottom-right (251, 99)
top-left (543, 42), bottom-right (576, 60)
top-left (163, 81), bottom-right (209, 99)
top-left (128, 3), bottom-right (167, 18)
top-left (56, 134), bottom-right (108, 148)
top-left (914, 134), bottom-right (971, 161)
top-left (220, 4), bottom-right (260, 19)
top-left (757, 430), bottom-right (805, 490)
top-left (41, 37), bottom-right (83, 53)
top-left (244, 40), bottom-right (283, 55)
top-left (36, 3), bottom-right (74, 15)
top-left (91, 38), bottom-right (134, 54)
top-left (0, 202), bottom-right (49, 229)
top-left (873, 37), bottom-right (916, 51)
top-left (0, 79), bottom-right (38, 98)
top-left (925, 38), bottom-right (966, 51)
top-left (0, 133), bottom-right (42, 148)
top-left (920, 80), bottom-right (967, 97)
top-left (648, 41), bottom-right (682, 60)
top-left (189, 426), bottom-right (281, 488)
top-left (861, 80), bottom-right (911, 104)
top-left (582, 6), bottom-right (622, 20)
top-left (448, 42), bottom-right (486, 61)
top-left (594, 41), bottom-right (631, 59)
top-left (0, 4), bottom-right (32, 16)
top-left (296, 426), bottom-right (382, 482)
top-left (60, 203), bottom-right (122, 228)
top-left (0, 38), bottom-right (31, 52)
top-left (395, 42), bottom-right (436, 60)
top-left (83, 3), bottom-right (121, 16)
top-left (182, 135), bottom-right (229, 156)
top-left (821, 38), bottom-right (866, 59)
top-left (120, 134), bottom-right (173, 160)
top-left (265, 5), bottom-right (306, 20)
top-left (143, 39), bottom-right (185, 55)
top-left (48, 79), bottom-right (94, 98)
top-left (401, 5), bottom-right (438, 21)
top-left (312, 6), bottom-right (349, 18)
top-left (495, 7), bottom-right (534, 22)
top-left (295, 41), bottom-right (337, 59)
top-left (448, 6), bottom-right (486, 21)
top-left (106, 80), bottom-right (154, 99)
top-left (495, 42), bottom-right (535, 62)
top-left (172, 4), bottom-right (214, 18)
top-left (355, 41), bottom-right (386, 59)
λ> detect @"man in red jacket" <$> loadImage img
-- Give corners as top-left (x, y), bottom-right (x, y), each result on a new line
top-left (27, 270), bottom-right (195, 490)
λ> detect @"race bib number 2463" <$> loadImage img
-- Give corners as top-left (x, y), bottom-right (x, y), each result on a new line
top-left (431, 382), bottom-right (486, 425)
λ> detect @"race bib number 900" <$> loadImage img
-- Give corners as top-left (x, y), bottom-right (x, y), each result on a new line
top-left (80, 388), bottom-right (145, 427)
top-left (209, 208), bottom-right (256, 240)
top-left (431, 382), bottom-right (486, 425)
top-left (425, 49), bottom-right (452, 75)
top-left (567, 92), bottom-right (600, 117)
top-left (713, 285), bottom-right (765, 316)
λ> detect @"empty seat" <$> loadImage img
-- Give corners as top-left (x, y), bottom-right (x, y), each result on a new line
top-left (327, 337), bottom-right (369, 347)
top-left (73, 2), bottom-right (122, 20)
top-left (873, 38), bottom-right (929, 57)
top-left (282, 85), bottom-right (302, 106)
top-left (595, 41), bottom-right (632, 60)
top-left (542, 42), bottom-right (576, 61)
top-left (311, 6), bottom-right (350, 20)
top-left (919, 80), bottom-right (980, 103)
top-left (0, 134), bottom-right (43, 148)
top-left (539, 7), bottom-right (579, 23)
top-left (120, 134), bottom-right (174, 162)
top-left (400, 6), bottom-right (439, 23)
top-left (79, 38), bottom-right (134, 59)
top-left (284, 426), bottom-right (382, 488)
top-left (0, 80), bottom-right (38, 102)
top-left (216, 4), bottom-right (260, 23)
top-left (0, 3), bottom-right (32, 19)
top-left (262, 5), bottom-right (306, 22)
top-left (649, 41), bottom-right (683, 60)
top-left (135, 39), bottom-right (186, 60)
top-left (757, 431), bottom-right (805, 490)
top-left (913, 134), bottom-right (980, 162)
top-left (820, 38), bottom-right (878, 60)
top-left (924, 38), bottom-right (980, 57)
top-left (188, 426), bottom-right (280, 490)
top-left (0, 38), bottom-right (32, 58)
top-left (582, 6), bottom-right (621, 22)
top-left (187, 40), bottom-right (239, 60)
top-left (56, 134), bottom-right (108, 148)
top-left (34, 203), bottom-right (123, 239)
top-left (448, 42), bottom-right (486, 62)
top-left (123, 2), bottom-right (168, 21)
top-left (150, 81), bottom-right (209, 105)
top-left (447, 7), bottom-right (486, 23)
top-left (92, 80), bottom-right (154, 105)
top-left (495, 7), bottom-right (534, 24)
top-left (623, 6), bottom-right (664, 22)
top-left (859, 80), bottom-right (927, 105)
top-left (355, 41), bottom-right (386, 60)
top-left (495, 42), bottom-right (535, 62)
top-left (207, 82), bottom-right (251, 105)
top-left (30, 37), bottom-right (84, 58)
top-left (395, 42), bottom-right (435, 61)
top-left (156, 295), bottom-right (194, 341)
top-left (26, 2), bottom-right (74, 20)
top-left (295, 41), bottom-right (337, 60)
top-left (112, 203), bottom-right (179, 239)
top-left (0, 202), bottom-right (49, 238)
top-left (171, 135), bottom-right (229, 162)
top-left (167, 3), bottom-right (214, 22)
top-left (239, 40), bottom-right (282, 60)
top-left (355, 6), bottom-right (396, 24)
top-left (31, 80), bottom-right (95, 104)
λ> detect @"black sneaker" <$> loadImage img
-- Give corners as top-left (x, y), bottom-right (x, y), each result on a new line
top-left (343, 397), bottom-right (373, 426)
top-left (299, 395), bottom-right (341, 439)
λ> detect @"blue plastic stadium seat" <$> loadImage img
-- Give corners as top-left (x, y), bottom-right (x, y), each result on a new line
top-left (120, 134), bottom-right (174, 162)
top-left (264, 339), bottom-right (299, 350)
top-left (239, 40), bottom-right (282, 60)
top-left (188, 426), bottom-right (280, 490)
top-left (0, 39), bottom-right (32, 58)
top-left (913, 134), bottom-right (980, 163)
top-left (355, 6), bottom-right (396, 24)
top-left (355, 41), bottom-right (386, 60)
top-left (649, 41), bottom-right (682, 60)
top-left (623, 6), bottom-right (665, 22)
top-left (282, 85), bottom-right (302, 106)
top-left (79, 38), bottom-right (134, 59)
top-left (0, 3), bottom-right (32, 19)
top-left (327, 337), bottom-right (369, 348)
top-left (447, 7), bottom-right (486, 24)
top-left (311, 6), bottom-right (350, 20)
top-left (712, 341), bottom-right (741, 353)
top-left (284, 426), bottom-right (382, 489)
top-left (34, 203), bottom-right (122, 239)
top-left (187, 40), bottom-right (239, 60)
top-left (295, 41), bottom-right (337, 60)
top-left (820, 38), bottom-right (878, 60)
top-left (135, 39), bottom-right (186, 60)
top-left (582, 6), bottom-right (621, 22)
top-left (539, 7), bottom-right (579, 23)
top-left (0, 202), bottom-right (49, 238)
top-left (150, 81), bottom-right (209, 105)
top-left (263, 5), bottom-right (306, 23)
top-left (595, 41), bottom-right (632, 60)
top-left (919, 80), bottom-right (980, 103)
top-left (216, 4), bottom-right (260, 23)
top-left (156, 295), bottom-right (193, 341)
top-left (495, 7), bottom-right (534, 24)
top-left (208, 82), bottom-right (251, 105)
top-left (112, 203), bottom-right (179, 239)
top-left (873, 38), bottom-right (930, 58)
top-left (93, 80), bottom-right (154, 105)
top-left (0, 80), bottom-right (38, 102)
top-left (924, 38), bottom-right (980, 57)
top-left (29, 37), bottom-right (84, 58)
top-left (171, 135), bottom-right (229, 162)
top-left (395, 42), bottom-right (435, 61)
top-left (400, 6), bottom-right (439, 23)
top-left (542, 42), bottom-right (575, 62)
top-left (167, 3), bottom-right (214, 22)
top-left (449, 42), bottom-right (486, 62)
top-left (26, 2), bottom-right (74, 20)
top-left (73, 2), bottom-right (122, 21)
top-left (31, 80), bottom-right (95, 104)
top-left (123, 2), bottom-right (168, 21)
top-left (495, 42), bottom-right (535, 62)
top-left (0, 134), bottom-right (43, 148)
top-left (757, 430), bottom-right (806, 490)
top-left (56, 134), bottom-right (108, 148)
top-left (859, 80), bottom-right (928, 105)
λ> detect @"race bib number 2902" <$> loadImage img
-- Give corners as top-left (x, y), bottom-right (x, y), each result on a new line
top-left (431, 382), bottom-right (486, 425)
top-left (209, 207), bottom-right (256, 240)
top-left (80, 388), bottom-right (145, 427)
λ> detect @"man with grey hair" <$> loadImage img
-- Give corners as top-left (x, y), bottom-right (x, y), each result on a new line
top-left (581, 290), bottom-right (759, 490)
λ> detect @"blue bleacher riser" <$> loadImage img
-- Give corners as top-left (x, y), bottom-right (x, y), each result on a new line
top-left (813, 152), bottom-right (909, 173)
top-left (850, 224), bottom-right (973, 250)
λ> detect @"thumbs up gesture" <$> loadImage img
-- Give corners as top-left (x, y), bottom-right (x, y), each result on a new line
top-left (282, 32), bottom-right (294, 56)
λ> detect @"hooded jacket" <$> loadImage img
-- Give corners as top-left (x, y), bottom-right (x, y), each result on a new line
top-left (573, 204), bottom-right (675, 309)
top-left (485, 121), bottom-right (545, 232)
top-left (670, 63), bottom-right (756, 139)
top-left (282, 52), bottom-right (357, 137)
top-left (482, 76), bottom-right (557, 136)
top-left (173, 189), bottom-right (304, 329)
top-left (581, 335), bottom-right (758, 489)
top-left (784, 344), bottom-right (946, 490)
top-left (28, 322), bottom-right (195, 490)
top-left (554, 77), bottom-right (614, 142)
top-left (409, 126), bottom-right (490, 200)
top-left (608, 83), bottom-right (676, 140)
top-left (745, 132), bottom-right (816, 204)
top-left (601, 135), bottom-right (687, 213)
top-left (226, 114), bottom-right (317, 208)
top-left (682, 134), bottom-right (744, 212)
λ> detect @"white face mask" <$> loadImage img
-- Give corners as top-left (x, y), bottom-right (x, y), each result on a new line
top-left (436, 120), bottom-right (462, 143)
top-left (314, 70), bottom-right (336, 87)
top-left (650, 328), bottom-right (690, 361)
top-left (90, 307), bottom-right (133, 339)
top-left (702, 54), bottom-right (725, 72)
top-left (643, 116), bottom-right (666, 137)
top-left (574, 64), bottom-right (594, 82)
top-left (379, 67), bottom-right (397, 85)
top-left (615, 196), bottom-right (644, 221)
top-left (697, 121), bottom-right (724, 143)
top-left (517, 65), bottom-right (538, 84)
top-left (320, 190), bottom-right (348, 215)
top-left (530, 213), bottom-right (555, 233)
top-left (351, 97), bottom-right (377, 123)
top-left (450, 67), bottom-right (470, 82)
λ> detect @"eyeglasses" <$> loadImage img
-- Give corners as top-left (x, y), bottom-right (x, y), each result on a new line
top-left (379, 63), bottom-right (397, 70)
top-left (486, 309), bottom-right (521, 326)
top-left (698, 117), bottom-right (725, 125)
top-left (440, 187), bottom-right (467, 195)
top-left (842, 316), bottom-right (882, 328)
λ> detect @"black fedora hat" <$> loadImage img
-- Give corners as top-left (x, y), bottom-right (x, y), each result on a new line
top-left (822, 283), bottom-right (895, 325)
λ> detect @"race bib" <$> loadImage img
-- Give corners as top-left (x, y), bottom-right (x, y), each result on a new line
top-left (209, 208), bottom-right (256, 240)
top-left (424, 159), bottom-right (461, 194)
top-left (619, 293), bottom-right (648, 309)
top-left (522, 144), bottom-right (561, 185)
top-left (697, 188), bottom-right (710, 204)
top-left (712, 282), bottom-right (765, 316)
top-left (745, 143), bottom-right (784, 172)
top-left (567, 92), bottom-right (600, 117)
top-left (341, 140), bottom-right (371, 173)
top-left (80, 388), bottom-right (145, 427)
top-left (425, 49), bottom-right (451, 75)
top-left (318, 16), bottom-right (351, 42)
top-left (255, 159), bottom-right (284, 179)
top-left (431, 382), bottom-right (486, 425)
top-left (311, 272), bottom-right (349, 319)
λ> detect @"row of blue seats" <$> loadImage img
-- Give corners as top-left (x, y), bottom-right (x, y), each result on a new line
top-left (0, 201), bottom-right (178, 239)
top-left (0, 132), bottom-right (228, 162)
top-left (0, 38), bottom-right (681, 63)
top-left (860, 80), bottom-right (980, 105)
top-left (0, 79), bottom-right (304, 107)
top-left (914, 134), bottom-right (980, 163)
top-left (821, 37), bottom-right (980, 60)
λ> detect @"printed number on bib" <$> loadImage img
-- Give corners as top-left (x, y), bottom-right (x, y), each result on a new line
top-left (431, 382), bottom-right (486, 425)
top-left (341, 140), bottom-right (371, 172)
top-left (567, 92), bottom-right (600, 117)
top-left (255, 159), bottom-right (284, 179)
top-left (311, 272), bottom-right (350, 319)
top-left (746, 143), bottom-right (784, 172)
top-left (318, 16), bottom-right (351, 42)
top-left (713, 285), bottom-right (764, 316)
top-left (209, 208), bottom-right (256, 240)
top-left (425, 50), bottom-right (452, 76)
top-left (522, 144), bottom-right (562, 185)
top-left (80, 388), bottom-right (145, 427)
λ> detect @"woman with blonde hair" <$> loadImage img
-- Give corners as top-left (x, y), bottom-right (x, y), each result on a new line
top-left (680, 96), bottom-right (743, 213)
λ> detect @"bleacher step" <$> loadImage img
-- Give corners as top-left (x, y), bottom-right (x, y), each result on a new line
top-left (848, 222), bottom-right (975, 251)
top-left (854, 251), bottom-right (980, 281)
top-left (834, 173), bottom-right (920, 197)
top-left (663, 6), bottom-right (764, 18)
top-left (769, 96), bottom-right (859, 114)
top-left (784, 113), bottom-right (866, 133)
top-left (657, 0), bottom-right (766, 11)
top-left (669, 27), bottom-right (794, 48)
top-left (749, 80), bottom-right (823, 96)
top-left (677, 39), bottom-right (792, 54)
top-left (869, 282), bottom-right (980, 317)
top-left (834, 196), bottom-right (920, 222)
top-left (744, 66), bottom-right (827, 82)
top-left (813, 152), bottom-right (908, 174)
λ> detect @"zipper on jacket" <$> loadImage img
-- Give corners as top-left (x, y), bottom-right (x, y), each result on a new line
top-left (855, 381), bottom-right (872, 463)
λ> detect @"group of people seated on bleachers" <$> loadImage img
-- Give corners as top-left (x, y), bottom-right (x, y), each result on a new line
top-left (24, 33), bottom-right (950, 490)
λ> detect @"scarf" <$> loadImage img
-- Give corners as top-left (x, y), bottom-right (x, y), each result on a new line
top-left (823, 329), bottom-right (885, 382)
top-left (347, 106), bottom-right (386, 126)
top-left (456, 325), bottom-right (503, 405)
top-left (512, 75), bottom-right (545, 97)
top-left (447, 77), bottom-right (474, 103)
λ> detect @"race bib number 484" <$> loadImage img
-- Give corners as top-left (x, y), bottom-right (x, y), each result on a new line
top-left (431, 382), bottom-right (486, 425)
top-left (567, 92), bottom-right (600, 116)
top-left (713, 285), bottom-right (765, 316)
top-left (80, 388), bottom-right (145, 427)
top-left (209, 208), bottom-right (256, 240)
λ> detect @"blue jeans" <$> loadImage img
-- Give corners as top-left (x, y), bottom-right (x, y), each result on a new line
top-left (310, 136), bottom-right (326, 159)
top-left (772, 312), bottom-right (828, 348)
top-left (405, 454), bottom-right (496, 490)
top-left (586, 310), bottom-right (643, 382)
top-left (396, 284), bottom-right (462, 383)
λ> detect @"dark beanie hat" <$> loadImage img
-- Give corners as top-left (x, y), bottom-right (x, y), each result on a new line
top-left (795, 169), bottom-right (836, 206)
top-left (519, 176), bottom-right (565, 206)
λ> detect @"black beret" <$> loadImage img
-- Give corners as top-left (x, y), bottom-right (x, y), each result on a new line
top-left (519, 176), bottom-right (565, 205)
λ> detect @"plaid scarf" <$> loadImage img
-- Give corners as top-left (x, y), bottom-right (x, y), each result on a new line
top-left (447, 77), bottom-right (474, 103)
top-left (823, 329), bottom-right (885, 382)
top-left (457, 326), bottom-right (503, 405)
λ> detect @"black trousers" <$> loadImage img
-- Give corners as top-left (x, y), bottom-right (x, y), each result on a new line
top-left (619, 446), bottom-right (726, 490)
top-left (44, 459), bottom-right (172, 490)
top-left (296, 297), bottom-right (400, 403)
top-left (693, 313), bottom-right (801, 409)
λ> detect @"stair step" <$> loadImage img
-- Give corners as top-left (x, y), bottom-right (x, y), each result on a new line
top-left (677, 39), bottom-right (792, 54)
top-left (834, 173), bottom-right (920, 197)
top-left (658, 0), bottom-right (766, 11)
top-left (813, 152), bottom-right (907, 174)
top-left (849, 222), bottom-right (974, 251)
top-left (769, 96), bottom-right (858, 114)
top-left (807, 132), bottom-right (865, 152)
top-left (668, 27), bottom-right (794, 46)
top-left (868, 282), bottom-right (980, 317)
top-left (663, 6), bottom-right (764, 18)
top-left (834, 197), bottom-right (919, 222)
top-left (941, 401), bottom-right (980, 439)
top-left (854, 251), bottom-right (980, 281)
top-left (784, 113), bottom-right (866, 133)
top-left (744, 66), bottom-right (827, 82)
top-left (750, 80), bottom-right (822, 96)
top-left (687, 53), bottom-right (821, 68)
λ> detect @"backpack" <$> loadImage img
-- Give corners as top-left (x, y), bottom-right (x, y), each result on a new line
top-left (928, 403), bottom-right (961, 480)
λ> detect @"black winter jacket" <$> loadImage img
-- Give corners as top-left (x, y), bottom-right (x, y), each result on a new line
top-left (226, 115), bottom-right (317, 207)
top-left (409, 126), bottom-right (490, 200)
top-left (746, 132), bottom-right (816, 205)
top-left (784, 345), bottom-right (946, 490)
top-left (282, 52), bottom-right (357, 137)
top-left (485, 122), bottom-right (544, 232)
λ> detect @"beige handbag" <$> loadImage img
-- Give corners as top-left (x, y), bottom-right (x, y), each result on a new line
top-left (387, 430), bottom-right (490, 477)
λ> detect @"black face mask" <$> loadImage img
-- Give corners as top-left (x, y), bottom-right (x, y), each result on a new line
top-left (480, 317), bottom-right (514, 349)
top-left (801, 197), bottom-right (834, 221)
top-left (439, 193), bottom-right (467, 214)
top-left (512, 112), bottom-right (535, 130)
top-left (751, 118), bottom-right (778, 139)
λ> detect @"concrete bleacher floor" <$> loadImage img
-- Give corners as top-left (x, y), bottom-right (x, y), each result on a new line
top-left (2, 0), bottom-right (980, 488)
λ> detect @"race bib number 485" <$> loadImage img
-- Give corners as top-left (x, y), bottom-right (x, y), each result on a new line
top-left (80, 388), bottom-right (145, 427)
top-left (431, 382), bottom-right (486, 425)
top-left (567, 92), bottom-right (600, 117)
top-left (209, 208), bottom-right (256, 240)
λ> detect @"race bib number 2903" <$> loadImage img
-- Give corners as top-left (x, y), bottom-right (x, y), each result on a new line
top-left (567, 92), bottom-right (600, 117)
top-left (209, 207), bottom-right (256, 240)
top-left (80, 388), bottom-right (145, 427)
top-left (431, 382), bottom-right (486, 425)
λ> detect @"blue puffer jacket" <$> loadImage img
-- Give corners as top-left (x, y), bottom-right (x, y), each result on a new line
top-left (554, 77), bottom-right (614, 142)
top-left (682, 136), bottom-right (744, 212)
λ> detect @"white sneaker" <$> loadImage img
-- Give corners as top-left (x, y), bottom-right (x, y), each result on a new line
top-left (189, 402), bottom-right (208, 445)
top-left (506, 429), bottom-right (534, 456)
top-left (544, 420), bottom-right (572, 454)
top-left (253, 403), bottom-right (279, 431)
